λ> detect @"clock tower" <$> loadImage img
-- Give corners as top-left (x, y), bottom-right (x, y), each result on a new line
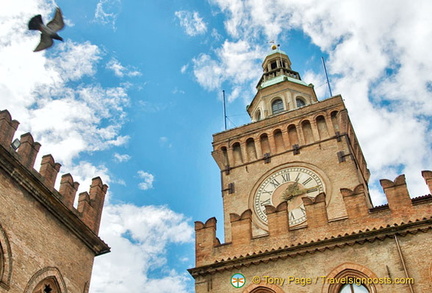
top-left (189, 46), bottom-right (432, 293)
top-left (212, 46), bottom-right (370, 240)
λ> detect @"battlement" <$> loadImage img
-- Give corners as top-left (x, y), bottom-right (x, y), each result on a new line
top-left (192, 171), bottom-right (432, 271)
top-left (0, 110), bottom-right (109, 254)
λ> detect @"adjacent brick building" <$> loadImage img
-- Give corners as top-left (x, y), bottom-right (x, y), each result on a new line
top-left (0, 110), bottom-right (109, 292)
top-left (188, 47), bottom-right (432, 292)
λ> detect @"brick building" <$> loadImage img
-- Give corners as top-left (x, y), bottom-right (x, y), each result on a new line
top-left (188, 47), bottom-right (432, 292)
top-left (0, 110), bottom-right (109, 292)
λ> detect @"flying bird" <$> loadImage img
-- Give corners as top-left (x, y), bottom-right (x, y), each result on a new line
top-left (28, 7), bottom-right (65, 52)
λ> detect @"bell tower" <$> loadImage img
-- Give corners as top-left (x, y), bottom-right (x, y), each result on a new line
top-left (249, 45), bottom-right (318, 121)
top-left (189, 45), bottom-right (432, 293)
top-left (212, 46), bottom-right (370, 240)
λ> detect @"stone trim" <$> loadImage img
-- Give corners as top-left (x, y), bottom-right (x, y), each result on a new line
top-left (0, 224), bottom-right (12, 290)
top-left (24, 267), bottom-right (68, 293)
top-left (322, 262), bottom-right (382, 293)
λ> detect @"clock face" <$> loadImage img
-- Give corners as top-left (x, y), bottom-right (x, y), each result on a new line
top-left (253, 167), bottom-right (324, 227)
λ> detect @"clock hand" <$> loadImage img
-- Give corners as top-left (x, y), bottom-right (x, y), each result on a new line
top-left (281, 182), bottom-right (301, 200)
top-left (305, 186), bottom-right (319, 193)
top-left (282, 184), bottom-right (319, 201)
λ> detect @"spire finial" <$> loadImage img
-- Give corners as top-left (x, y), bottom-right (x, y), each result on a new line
top-left (269, 41), bottom-right (280, 51)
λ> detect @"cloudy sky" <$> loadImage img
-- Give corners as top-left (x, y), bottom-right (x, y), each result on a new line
top-left (1, 0), bottom-right (432, 292)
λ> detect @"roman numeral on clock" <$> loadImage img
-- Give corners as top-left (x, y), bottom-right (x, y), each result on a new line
top-left (302, 177), bottom-right (312, 186)
top-left (281, 173), bottom-right (290, 182)
top-left (260, 198), bottom-right (271, 206)
top-left (268, 178), bottom-right (280, 188)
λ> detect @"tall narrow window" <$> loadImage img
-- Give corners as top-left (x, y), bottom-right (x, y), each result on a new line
top-left (272, 99), bottom-right (284, 114)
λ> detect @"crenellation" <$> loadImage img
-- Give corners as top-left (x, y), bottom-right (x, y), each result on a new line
top-left (194, 171), bottom-right (432, 268)
top-left (77, 177), bottom-right (108, 234)
top-left (0, 109), bottom-right (110, 292)
top-left (59, 173), bottom-right (80, 209)
top-left (380, 174), bottom-right (413, 213)
top-left (266, 201), bottom-right (289, 236)
top-left (0, 109), bottom-right (107, 236)
top-left (230, 210), bottom-right (252, 246)
top-left (422, 170), bottom-right (432, 194)
top-left (16, 132), bottom-right (41, 168)
top-left (39, 154), bottom-right (61, 189)
top-left (88, 177), bottom-right (108, 233)
top-left (77, 192), bottom-right (91, 221)
top-left (0, 110), bottom-right (20, 149)
top-left (302, 192), bottom-right (327, 228)
top-left (341, 184), bottom-right (370, 219)
top-left (195, 217), bottom-right (218, 265)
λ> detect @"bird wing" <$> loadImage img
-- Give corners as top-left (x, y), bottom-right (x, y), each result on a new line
top-left (46, 8), bottom-right (64, 32)
top-left (28, 14), bottom-right (43, 30)
top-left (34, 33), bottom-right (54, 52)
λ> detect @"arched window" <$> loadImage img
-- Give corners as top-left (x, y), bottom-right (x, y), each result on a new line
top-left (339, 283), bottom-right (369, 292)
top-left (272, 99), bottom-right (284, 114)
top-left (24, 267), bottom-right (67, 293)
top-left (251, 287), bottom-right (276, 293)
top-left (32, 277), bottom-right (61, 293)
top-left (324, 264), bottom-right (379, 293)
top-left (296, 97), bottom-right (306, 108)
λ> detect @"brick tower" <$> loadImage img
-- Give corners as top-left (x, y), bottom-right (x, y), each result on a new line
top-left (0, 110), bottom-right (109, 292)
top-left (188, 46), bottom-right (432, 292)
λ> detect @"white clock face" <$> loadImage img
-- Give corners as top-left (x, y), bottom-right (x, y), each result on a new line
top-left (253, 167), bottom-right (324, 227)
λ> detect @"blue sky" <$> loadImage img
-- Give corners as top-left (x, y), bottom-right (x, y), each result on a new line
top-left (1, 0), bottom-right (432, 292)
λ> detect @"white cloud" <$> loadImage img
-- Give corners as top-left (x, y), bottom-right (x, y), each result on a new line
top-left (106, 58), bottom-right (141, 78)
top-left (45, 40), bottom-right (102, 81)
top-left (61, 161), bottom-right (112, 200)
top-left (175, 10), bottom-right (207, 36)
top-left (114, 153), bottom-right (131, 163)
top-left (180, 64), bottom-right (189, 74)
top-left (95, 0), bottom-right (122, 29)
top-left (192, 40), bottom-right (263, 102)
top-left (137, 170), bottom-right (155, 190)
top-left (91, 204), bottom-right (193, 293)
top-left (0, 1), bottom-right (130, 181)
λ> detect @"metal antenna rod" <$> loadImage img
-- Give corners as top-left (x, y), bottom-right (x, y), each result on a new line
top-left (223, 90), bottom-right (227, 130)
top-left (321, 56), bottom-right (333, 97)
